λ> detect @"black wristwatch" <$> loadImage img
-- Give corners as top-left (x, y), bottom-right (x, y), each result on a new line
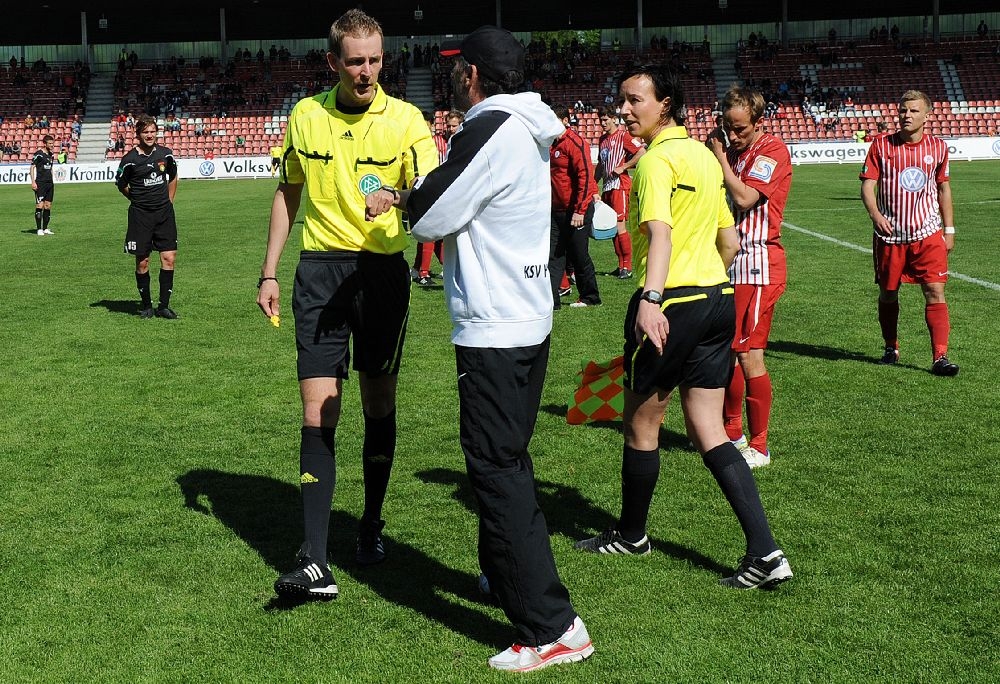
top-left (380, 185), bottom-right (400, 202)
top-left (640, 290), bottom-right (663, 305)
top-left (257, 276), bottom-right (278, 288)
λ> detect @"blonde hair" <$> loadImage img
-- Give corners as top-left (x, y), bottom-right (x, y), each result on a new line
top-left (721, 85), bottom-right (766, 123)
top-left (328, 9), bottom-right (383, 56)
top-left (900, 89), bottom-right (932, 110)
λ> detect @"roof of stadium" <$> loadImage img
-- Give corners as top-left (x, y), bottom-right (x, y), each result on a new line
top-left (5, 1), bottom-right (998, 44)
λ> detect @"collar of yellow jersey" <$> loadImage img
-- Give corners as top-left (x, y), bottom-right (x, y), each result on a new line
top-left (648, 125), bottom-right (688, 149)
top-left (325, 83), bottom-right (388, 114)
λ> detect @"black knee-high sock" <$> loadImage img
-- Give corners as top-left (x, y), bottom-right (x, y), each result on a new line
top-left (301, 426), bottom-right (336, 562)
top-left (618, 445), bottom-right (660, 542)
top-left (361, 409), bottom-right (396, 523)
top-left (702, 443), bottom-right (777, 557)
top-left (42, 209), bottom-right (51, 229)
top-left (158, 269), bottom-right (174, 308)
top-left (35, 208), bottom-right (42, 230)
top-left (135, 271), bottom-right (152, 307)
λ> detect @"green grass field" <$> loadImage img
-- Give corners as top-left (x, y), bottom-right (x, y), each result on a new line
top-left (1, 162), bottom-right (998, 682)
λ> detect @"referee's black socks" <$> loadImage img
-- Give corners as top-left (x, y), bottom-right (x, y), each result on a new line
top-left (702, 442), bottom-right (777, 557)
top-left (619, 445), bottom-right (660, 543)
top-left (42, 209), bottom-right (51, 229)
top-left (34, 208), bottom-right (42, 230)
top-left (300, 426), bottom-right (337, 563)
top-left (361, 409), bottom-right (396, 524)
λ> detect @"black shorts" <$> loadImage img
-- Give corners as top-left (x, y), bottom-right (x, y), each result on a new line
top-left (623, 283), bottom-right (735, 395)
top-left (124, 204), bottom-right (178, 256)
top-left (293, 250), bottom-right (410, 381)
top-left (35, 184), bottom-right (54, 204)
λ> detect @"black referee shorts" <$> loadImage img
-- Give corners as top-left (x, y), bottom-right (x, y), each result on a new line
top-left (293, 250), bottom-right (410, 381)
top-left (623, 283), bottom-right (735, 395)
top-left (124, 204), bottom-right (178, 256)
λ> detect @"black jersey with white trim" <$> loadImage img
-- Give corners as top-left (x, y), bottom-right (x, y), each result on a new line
top-left (115, 145), bottom-right (177, 210)
top-left (32, 149), bottom-right (54, 185)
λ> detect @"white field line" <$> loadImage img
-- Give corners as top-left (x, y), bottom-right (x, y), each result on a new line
top-left (782, 221), bottom-right (1000, 292)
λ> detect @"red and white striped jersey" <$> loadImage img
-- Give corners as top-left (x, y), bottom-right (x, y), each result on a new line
top-left (726, 132), bottom-right (792, 285)
top-left (433, 133), bottom-right (448, 164)
top-left (596, 128), bottom-right (643, 191)
top-left (859, 132), bottom-right (950, 244)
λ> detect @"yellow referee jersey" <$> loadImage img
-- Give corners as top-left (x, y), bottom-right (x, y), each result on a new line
top-left (629, 126), bottom-right (734, 289)
top-left (281, 84), bottom-right (438, 253)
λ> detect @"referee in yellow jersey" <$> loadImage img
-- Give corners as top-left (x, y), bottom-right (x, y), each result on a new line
top-left (269, 144), bottom-right (282, 177)
top-left (575, 64), bottom-right (793, 590)
top-left (256, 8), bottom-right (438, 600)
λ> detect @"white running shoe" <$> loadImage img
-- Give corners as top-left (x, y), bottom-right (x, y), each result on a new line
top-left (744, 446), bottom-right (771, 468)
top-left (732, 434), bottom-right (751, 458)
top-left (488, 616), bottom-right (594, 672)
top-left (43, 228), bottom-right (54, 235)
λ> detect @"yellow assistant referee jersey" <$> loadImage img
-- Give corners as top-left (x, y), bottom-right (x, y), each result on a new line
top-left (280, 84), bottom-right (438, 253)
top-left (629, 126), bottom-right (735, 289)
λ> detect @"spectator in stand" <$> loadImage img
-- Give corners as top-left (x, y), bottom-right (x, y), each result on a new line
top-left (595, 105), bottom-right (645, 278)
top-left (71, 116), bottom-right (82, 139)
top-left (860, 89), bottom-right (959, 376)
top-left (707, 85), bottom-right (793, 469)
top-left (853, 128), bottom-right (867, 143)
top-left (116, 134), bottom-right (126, 151)
top-left (24, 114), bottom-right (36, 129)
top-left (549, 105), bottom-right (601, 309)
top-left (977, 20), bottom-right (988, 37)
top-left (37, 115), bottom-right (50, 129)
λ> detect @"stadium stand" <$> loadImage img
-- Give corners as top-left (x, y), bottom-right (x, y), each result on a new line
top-left (1, 31), bottom-right (998, 162)
top-left (0, 60), bottom-right (89, 163)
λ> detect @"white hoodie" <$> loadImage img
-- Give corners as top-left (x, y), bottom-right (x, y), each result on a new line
top-left (406, 92), bottom-right (564, 348)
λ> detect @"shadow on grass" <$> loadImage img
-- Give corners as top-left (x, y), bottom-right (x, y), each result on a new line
top-left (176, 468), bottom-right (510, 647)
top-left (768, 339), bottom-right (926, 370)
top-left (415, 467), bottom-right (730, 576)
top-left (539, 403), bottom-right (693, 452)
top-left (90, 299), bottom-right (141, 316)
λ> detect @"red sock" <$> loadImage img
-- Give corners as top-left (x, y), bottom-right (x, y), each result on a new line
top-left (619, 231), bottom-right (633, 270)
top-left (415, 242), bottom-right (433, 276)
top-left (925, 302), bottom-right (950, 360)
top-left (560, 272), bottom-right (570, 290)
top-left (724, 363), bottom-right (745, 441)
top-left (745, 373), bottom-right (773, 453)
top-left (878, 300), bottom-right (899, 349)
top-left (612, 234), bottom-right (625, 269)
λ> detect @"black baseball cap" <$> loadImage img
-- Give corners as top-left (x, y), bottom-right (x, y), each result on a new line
top-left (440, 26), bottom-right (524, 83)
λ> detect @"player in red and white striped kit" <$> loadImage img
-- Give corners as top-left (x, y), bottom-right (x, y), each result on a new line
top-left (860, 90), bottom-right (958, 376)
top-left (708, 86), bottom-right (792, 468)
top-left (595, 106), bottom-right (644, 278)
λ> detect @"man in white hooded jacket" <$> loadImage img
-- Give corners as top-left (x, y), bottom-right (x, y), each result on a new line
top-left (365, 26), bottom-right (593, 674)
